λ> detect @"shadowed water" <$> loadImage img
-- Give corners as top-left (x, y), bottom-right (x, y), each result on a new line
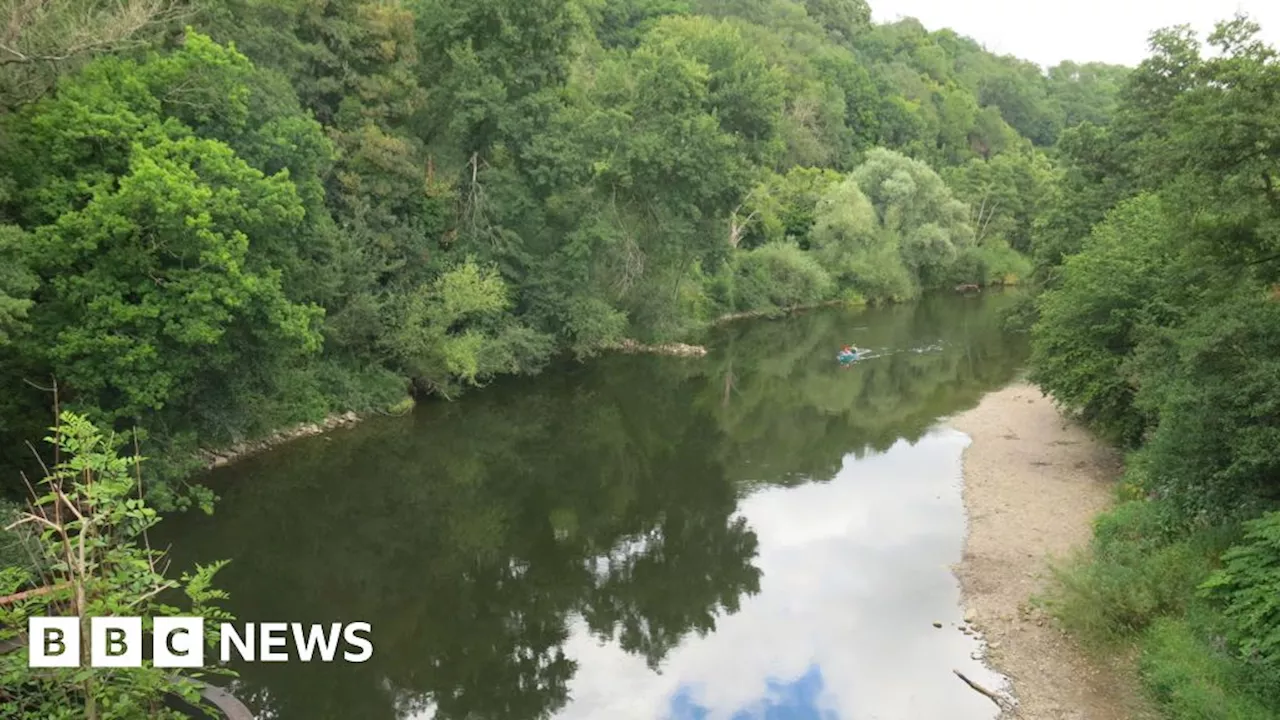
top-left (164, 292), bottom-right (1029, 720)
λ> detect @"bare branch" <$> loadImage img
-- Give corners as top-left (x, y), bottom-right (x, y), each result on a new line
top-left (5, 511), bottom-right (61, 533)
top-left (0, 0), bottom-right (187, 66)
top-left (1, 0), bottom-right (191, 107)
top-left (0, 581), bottom-right (72, 607)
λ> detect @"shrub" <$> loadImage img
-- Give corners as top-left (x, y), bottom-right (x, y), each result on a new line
top-left (0, 412), bottom-right (234, 718)
top-left (1127, 287), bottom-right (1280, 525)
top-left (1201, 512), bottom-right (1280, 669)
top-left (1048, 500), bottom-right (1215, 645)
top-left (950, 238), bottom-right (1032, 287)
top-left (730, 242), bottom-right (834, 312)
top-left (1029, 193), bottom-right (1181, 446)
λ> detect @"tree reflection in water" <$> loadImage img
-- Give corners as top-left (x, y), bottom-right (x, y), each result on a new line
top-left (163, 292), bottom-right (1026, 720)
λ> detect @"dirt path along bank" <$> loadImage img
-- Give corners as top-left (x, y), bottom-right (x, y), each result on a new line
top-left (950, 382), bottom-right (1153, 720)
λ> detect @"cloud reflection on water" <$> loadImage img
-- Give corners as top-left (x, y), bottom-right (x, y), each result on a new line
top-left (554, 428), bottom-right (1006, 720)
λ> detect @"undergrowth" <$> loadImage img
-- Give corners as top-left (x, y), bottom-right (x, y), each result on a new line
top-left (1045, 494), bottom-right (1280, 719)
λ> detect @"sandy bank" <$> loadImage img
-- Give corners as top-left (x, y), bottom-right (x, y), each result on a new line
top-left (950, 382), bottom-right (1153, 720)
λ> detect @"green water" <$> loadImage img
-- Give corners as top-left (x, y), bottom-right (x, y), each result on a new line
top-left (166, 292), bottom-right (1029, 720)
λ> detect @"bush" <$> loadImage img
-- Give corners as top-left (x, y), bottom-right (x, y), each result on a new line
top-left (1029, 194), bottom-right (1182, 446)
top-left (807, 176), bottom-right (917, 302)
top-left (730, 242), bottom-right (834, 312)
top-left (1127, 287), bottom-right (1280, 525)
top-left (0, 412), bottom-right (234, 718)
top-left (1048, 499), bottom-right (1216, 645)
top-left (950, 238), bottom-right (1033, 286)
top-left (1201, 512), bottom-right (1280, 669)
top-left (562, 295), bottom-right (629, 359)
top-left (738, 167), bottom-right (844, 249)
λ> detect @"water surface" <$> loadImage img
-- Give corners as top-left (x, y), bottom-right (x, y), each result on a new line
top-left (166, 293), bottom-right (1029, 720)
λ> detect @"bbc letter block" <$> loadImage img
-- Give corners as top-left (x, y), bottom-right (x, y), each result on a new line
top-left (29, 617), bottom-right (80, 668)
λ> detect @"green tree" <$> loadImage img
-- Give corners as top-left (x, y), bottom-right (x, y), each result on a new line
top-left (413, 0), bottom-right (583, 156)
top-left (1046, 60), bottom-right (1128, 129)
top-left (0, 225), bottom-right (34, 345)
top-left (809, 175), bottom-right (914, 301)
top-left (726, 241), bottom-right (833, 312)
top-left (945, 148), bottom-right (1054, 253)
top-left (388, 258), bottom-right (553, 398)
top-left (20, 133), bottom-right (322, 431)
top-left (976, 58), bottom-right (1062, 145)
top-left (1029, 193), bottom-right (1182, 445)
top-left (848, 147), bottom-right (974, 289)
top-left (737, 166), bottom-right (843, 249)
top-left (585, 0), bottom-right (693, 49)
top-left (799, 0), bottom-right (869, 44)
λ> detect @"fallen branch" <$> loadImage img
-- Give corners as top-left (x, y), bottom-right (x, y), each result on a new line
top-left (953, 669), bottom-right (1014, 712)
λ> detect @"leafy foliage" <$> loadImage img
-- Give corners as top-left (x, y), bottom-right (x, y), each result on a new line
top-left (388, 259), bottom-right (554, 397)
top-left (1202, 513), bottom-right (1280, 669)
top-left (1141, 618), bottom-right (1279, 720)
top-left (808, 148), bottom-right (974, 301)
top-left (0, 0), bottom-right (1105, 495)
top-left (727, 242), bottom-right (833, 313)
top-left (1026, 15), bottom-right (1280, 718)
top-left (1029, 194), bottom-right (1180, 445)
top-left (0, 412), bottom-right (232, 719)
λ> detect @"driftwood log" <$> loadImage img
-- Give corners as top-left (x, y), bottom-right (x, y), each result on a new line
top-left (954, 669), bottom-right (1017, 714)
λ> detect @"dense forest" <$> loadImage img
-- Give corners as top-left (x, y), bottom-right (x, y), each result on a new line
top-left (0, 0), bottom-right (1122, 497)
top-left (6, 0), bottom-right (1280, 718)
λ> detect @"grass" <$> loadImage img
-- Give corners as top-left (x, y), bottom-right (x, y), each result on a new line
top-left (1043, 497), bottom-right (1280, 719)
top-left (1141, 618), bottom-right (1275, 720)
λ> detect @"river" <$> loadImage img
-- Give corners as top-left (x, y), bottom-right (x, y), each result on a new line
top-left (165, 292), bottom-right (1029, 720)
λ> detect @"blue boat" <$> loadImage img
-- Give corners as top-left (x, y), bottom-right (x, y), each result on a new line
top-left (837, 349), bottom-right (861, 363)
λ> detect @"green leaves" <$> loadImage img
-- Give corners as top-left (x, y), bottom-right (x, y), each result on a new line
top-left (24, 134), bottom-right (322, 422)
top-left (0, 412), bottom-right (234, 718)
top-left (806, 148), bottom-right (974, 301)
top-left (1201, 512), bottom-right (1280, 668)
top-left (389, 258), bottom-right (552, 395)
top-left (729, 241), bottom-right (833, 312)
top-left (1028, 18), bottom-right (1280, 515)
top-left (0, 0), bottom-right (1078, 493)
top-left (944, 148), bottom-right (1054, 253)
top-left (1030, 193), bottom-right (1180, 445)
top-left (0, 225), bottom-right (36, 345)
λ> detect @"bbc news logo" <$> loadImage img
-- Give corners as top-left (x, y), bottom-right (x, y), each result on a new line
top-left (28, 617), bottom-right (373, 668)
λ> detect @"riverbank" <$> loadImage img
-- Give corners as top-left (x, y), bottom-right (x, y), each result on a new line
top-left (199, 410), bottom-right (368, 469)
top-left (950, 382), bottom-right (1154, 720)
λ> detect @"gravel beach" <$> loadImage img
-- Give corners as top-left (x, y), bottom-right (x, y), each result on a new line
top-left (950, 381), bottom-right (1153, 720)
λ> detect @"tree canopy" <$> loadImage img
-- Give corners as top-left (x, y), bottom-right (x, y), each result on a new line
top-left (1024, 17), bottom-right (1280, 719)
top-left (0, 0), bottom-right (1124, 490)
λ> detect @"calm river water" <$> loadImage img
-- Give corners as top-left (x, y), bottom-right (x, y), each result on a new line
top-left (166, 292), bottom-right (1029, 720)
